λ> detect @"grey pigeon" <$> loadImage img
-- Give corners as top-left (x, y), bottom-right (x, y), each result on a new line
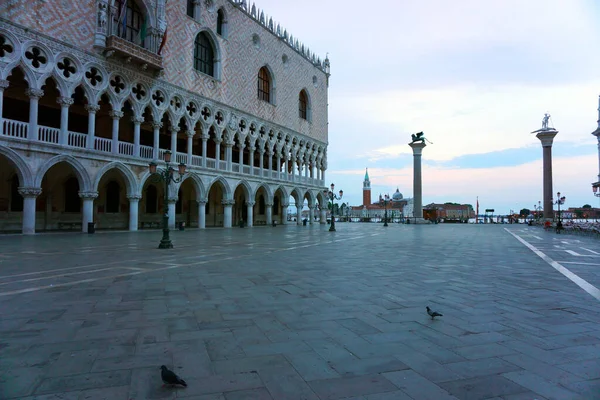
top-left (160, 365), bottom-right (187, 387)
top-left (426, 306), bottom-right (443, 320)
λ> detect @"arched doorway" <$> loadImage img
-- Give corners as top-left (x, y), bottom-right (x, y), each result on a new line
top-left (0, 156), bottom-right (24, 232)
top-left (273, 187), bottom-right (286, 225)
top-left (38, 162), bottom-right (85, 231)
top-left (233, 182), bottom-right (250, 227)
top-left (254, 185), bottom-right (271, 226)
top-left (178, 177), bottom-right (199, 228)
top-left (206, 180), bottom-right (227, 227)
top-left (138, 178), bottom-right (163, 229)
top-left (290, 189), bottom-right (302, 225)
top-left (96, 169), bottom-right (130, 230)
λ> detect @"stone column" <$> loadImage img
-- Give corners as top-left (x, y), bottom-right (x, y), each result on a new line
top-left (201, 135), bottom-right (208, 167)
top-left (290, 155), bottom-right (296, 182)
top-left (109, 110), bottom-right (123, 154)
top-left (225, 142), bottom-right (233, 171)
top-left (132, 116), bottom-right (143, 157)
top-left (222, 200), bottom-right (233, 228)
top-left (170, 126), bottom-right (179, 155)
top-left (238, 143), bottom-right (245, 172)
top-left (276, 153), bottom-right (282, 179)
top-left (198, 200), bottom-right (206, 229)
top-left (249, 146), bottom-right (255, 175)
top-left (320, 207), bottom-right (327, 224)
top-left (85, 104), bottom-right (100, 150)
top-left (167, 196), bottom-right (177, 229)
top-left (268, 151), bottom-right (273, 177)
top-left (0, 79), bottom-right (8, 136)
top-left (296, 205), bottom-right (302, 225)
top-left (57, 97), bottom-right (74, 145)
top-left (259, 150), bottom-right (264, 177)
top-left (283, 156), bottom-right (289, 180)
top-left (79, 191), bottom-right (98, 233)
top-left (128, 195), bottom-right (141, 231)
top-left (246, 201), bottom-right (255, 227)
top-left (265, 202), bottom-right (273, 225)
top-left (186, 131), bottom-right (194, 165)
top-left (536, 130), bottom-right (558, 220)
top-left (215, 139), bottom-right (222, 169)
top-left (309, 206), bottom-right (315, 224)
top-left (18, 187), bottom-right (41, 234)
top-left (282, 204), bottom-right (289, 225)
top-left (26, 88), bottom-right (44, 142)
top-left (152, 122), bottom-right (161, 159)
top-left (409, 141), bottom-right (427, 220)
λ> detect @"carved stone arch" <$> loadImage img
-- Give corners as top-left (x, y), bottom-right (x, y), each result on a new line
top-left (193, 29), bottom-right (222, 80)
top-left (298, 87), bottom-right (312, 121)
top-left (92, 161), bottom-right (138, 196)
top-left (210, 123), bottom-right (222, 140)
top-left (82, 62), bottom-right (109, 92)
top-left (176, 173), bottom-right (206, 201)
top-left (169, 93), bottom-right (184, 116)
top-left (108, 0), bottom-right (157, 30)
top-left (234, 131), bottom-right (246, 146)
top-left (253, 183), bottom-right (273, 203)
top-left (39, 73), bottom-right (68, 98)
top-left (303, 189), bottom-right (316, 208)
top-left (289, 187), bottom-right (303, 205)
top-left (316, 190), bottom-right (327, 208)
top-left (34, 155), bottom-right (92, 192)
top-left (0, 145), bottom-right (34, 187)
top-left (0, 28), bottom-right (22, 67)
top-left (53, 51), bottom-right (83, 84)
top-left (233, 179), bottom-right (252, 200)
top-left (73, 83), bottom-right (96, 106)
top-left (273, 185), bottom-right (289, 200)
top-left (20, 40), bottom-right (54, 76)
top-left (207, 176), bottom-right (232, 200)
top-left (3, 63), bottom-right (35, 89)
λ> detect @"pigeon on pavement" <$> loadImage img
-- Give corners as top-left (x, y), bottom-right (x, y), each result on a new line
top-left (160, 365), bottom-right (187, 387)
top-left (426, 306), bottom-right (443, 320)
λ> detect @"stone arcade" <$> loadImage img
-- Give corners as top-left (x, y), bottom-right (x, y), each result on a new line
top-left (0, 0), bottom-right (330, 234)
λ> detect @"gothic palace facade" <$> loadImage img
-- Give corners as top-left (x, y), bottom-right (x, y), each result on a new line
top-left (0, 0), bottom-right (330, 234)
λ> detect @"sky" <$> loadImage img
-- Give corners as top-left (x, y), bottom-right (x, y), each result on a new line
top-left (255, 0), bottom-right (600, 214)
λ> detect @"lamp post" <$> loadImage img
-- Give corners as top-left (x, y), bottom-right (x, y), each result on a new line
top-left (380, 194), bottom-right (389, 227)
top-left (593, 184), bottom-right (600, 198)
top-left (555, 192), bottom-right (566, 224)
top-left (148, 151), bottom-right (186, 249)
top-left (324, 183), bottom-right (343, 232)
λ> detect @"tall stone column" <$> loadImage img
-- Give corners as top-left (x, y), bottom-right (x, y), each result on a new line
top-left (409, 141), bottom-right (427, 220)
top-left (268, 151), bottom-right (273, 176)
top-left (296, 205), bottom-right (302, 225)
top-left (249, 147), bottom-right (255, 175)
top-left (152, 122), bottom-right (162, 159)
top-left (290, 156), bottom-right (296, 182)
top-left (238, 143), bottom-right (245, 171)
top-left (309, 206), bottom-right (315, 224)
top-left (167, 197), bottom-right (177, 229)
top-left (57, 97), bottom-right (73, 145)
top-left (320, 207), bottom-right (327, 224)
top-left (535, 130), bottom-right (558, 219)
top-left (18, 187), bottom-right (42, 235)
top-left (79, 191), bottom-right (98, 233)
top-left (85, 104), bottom-right (100, 150)
top-left (26, 88), bottom-right (44, 142)
top-left (282, 203), bottom-right (289, 225)
top-left (215, 139), bottom-right (222, 168)
top-left (132, 116), bottom-right (143, 157)
top-left (246, 201), bottom-right (254, 227)
top-left (225, 142), bottom-right (233, 171)
top-left (201, 135), bottom-right (208, 167)
top-left (186, 131), bottom-right (194, 165)
top-left (128, 195), bottom-right (141, 231)
top-left (265, 202), bottom-right (273, 225)
top-left (0, 79), bottom-right (9, 136)
top-left (259, 150), bottom-right (264, 177)
top-left (198, 200), bottom-right (206, 229)
top-left (170, 126), bottom-right (179, 155)
top-left (222, 200), bottom-right (233, 228)
top-left (109, 110), bottom-right (123, 154)
top-left (276, 153), bottom-right (282, 179)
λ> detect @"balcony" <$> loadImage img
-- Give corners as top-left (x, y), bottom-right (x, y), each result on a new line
top-left (105, 35), bottom-right (163, 73)
top-left (1, 118), bottom-right (325, 187)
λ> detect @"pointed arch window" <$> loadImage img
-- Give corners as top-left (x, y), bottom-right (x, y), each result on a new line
top-left (106, 181), bottom-right (121, 213)
top-left (299, 90), bottom-right (308, 120)
top-left (64, 177), bottom-right (81, 213)
top-left (258, 67), bottom-right (271, 103)
top-left (217, 9), bottom-right (227, 37)
top-left (194, 32), bottom-right (215, 76)
top-left (145, 185), bottom-right (158, 213)
top-left (10, 175), bottom-right (23, 212)
top-left (187, 0), bottom-right (195, 18)
top-left (114, 0), bottom-right (146, 48)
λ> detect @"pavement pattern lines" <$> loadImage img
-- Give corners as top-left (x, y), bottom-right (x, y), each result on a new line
top-left (0, 224), bottom-right (599, 399)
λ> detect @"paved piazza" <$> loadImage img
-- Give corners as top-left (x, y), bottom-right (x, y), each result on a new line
top-left (1, 224), bottom-right (599, 400)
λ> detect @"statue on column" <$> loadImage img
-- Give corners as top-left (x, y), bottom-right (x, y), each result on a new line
top-left (541, 113), bottom-right (551, 130)
top-left (411, 132), bottom-right (433, 144)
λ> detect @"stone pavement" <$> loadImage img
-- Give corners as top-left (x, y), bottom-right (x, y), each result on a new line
top-left (0, 223), bottom-right (599, 399)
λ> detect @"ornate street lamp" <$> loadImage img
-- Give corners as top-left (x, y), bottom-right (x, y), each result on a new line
top-left (148, 151), bottom-right (186, 249)
top-left (379, 194), bottom-right (390, 227)
top-left (323, 183), bottom-right (343, 232)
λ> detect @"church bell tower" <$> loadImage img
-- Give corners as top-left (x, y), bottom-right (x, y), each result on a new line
top-left (363, 168), bottom-right (371, 206)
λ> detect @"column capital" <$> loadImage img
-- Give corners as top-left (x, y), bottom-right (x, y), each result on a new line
top-left (108, 110), bottom-right (124, 119)
top-left (78, 191), bottom-right (99, 199)
top-left (281, 201), bottom-right (290, 207)
top-left (85, 104), bottom-right (101, 113)
top-left (249, 146), bottom-right (256, 152)
top-left (25, 88), bottom-right (44, 99)
top-left (201, 134), bottom-right (210, 141)
top-left (535, 130), bottom-right (558, 147)
top-left (186, 131), bottom-right (195, 138)
top-left (170, 125), bottom-right (181, 133)
top-left (131, 116), bottom-right (145, 124)
top-left (167, 196), bottom-right (179, 203)
top-left (18, 187), bottom-right (42, 198)
top-left (198, 198), bottom-right (207, 205)
top-left (127, 194), bottom-right (142, 201)
top-left (0, 79), bottom-right (9, 90)
top-left (221, 199), bottom-right (235, 206)
top-left (408, 141), bottom-right (427, 155)
top-left (151, 121), bottom-right (163, 129)
top-left (237, 143), bottom-right (246, 150)
top-left (265, 202), bottom-right (273, 207)
top-left (245, 201), bottom-right (255, 207)
top-left (57, 97), bottom-right (74, 107)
